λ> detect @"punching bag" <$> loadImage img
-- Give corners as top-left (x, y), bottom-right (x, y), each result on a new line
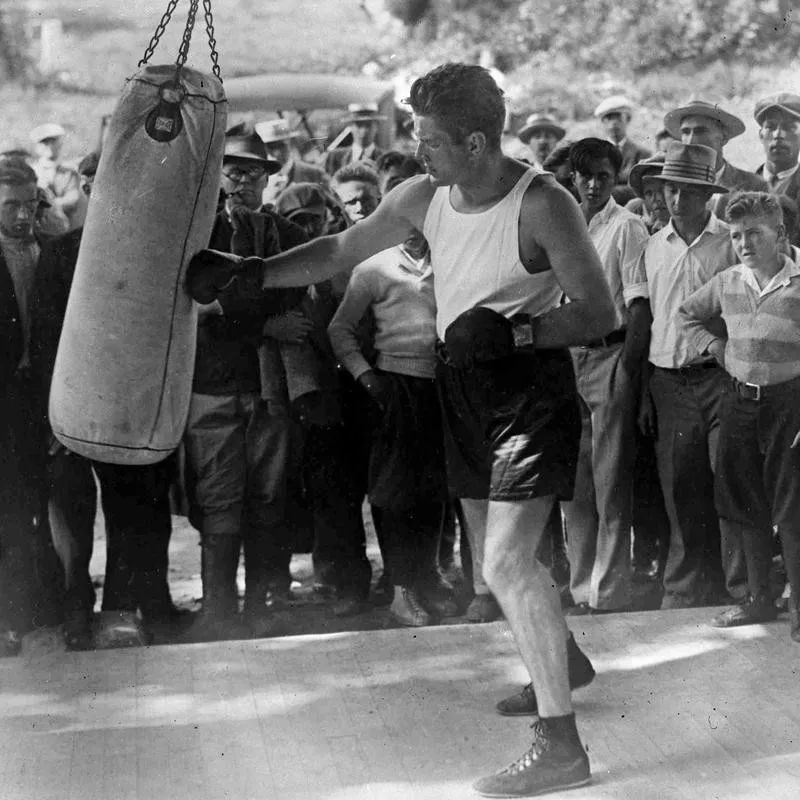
top-left (50, 62), bottom-right (227, 464)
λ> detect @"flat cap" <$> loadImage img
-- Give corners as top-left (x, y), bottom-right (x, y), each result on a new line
top-left (754, 93), bottom-right (800, 124)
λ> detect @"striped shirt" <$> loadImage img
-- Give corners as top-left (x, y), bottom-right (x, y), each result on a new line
top-left (678, 254), bottom-right (800, 385)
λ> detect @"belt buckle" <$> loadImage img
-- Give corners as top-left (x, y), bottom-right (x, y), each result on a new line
top-left (744, 381), bottom-right (761, 401)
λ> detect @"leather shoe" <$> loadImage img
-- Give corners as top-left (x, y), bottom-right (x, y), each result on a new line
top-left (185, 249), bottom-right (263, 304)
top-left (711, 596), bottom-right (778, 628)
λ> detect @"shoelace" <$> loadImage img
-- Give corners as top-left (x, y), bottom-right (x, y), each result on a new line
top-left (403, 589), bottom-right (428, 618)
top-left (502, 720), bottom-right (551, 775)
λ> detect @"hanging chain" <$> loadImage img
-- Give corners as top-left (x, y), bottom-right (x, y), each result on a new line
top-left (202, 0), bottom-right (222, 82)
top-left (138, 0), bottom-right (181, 67)
top-left (138, 0), bottom-right (222, 82)
top-left (174, 0), bottom-right (200, 71)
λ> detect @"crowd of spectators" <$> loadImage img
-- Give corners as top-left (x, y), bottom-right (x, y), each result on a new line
top-left (1, 87), bottom-right (799, 656)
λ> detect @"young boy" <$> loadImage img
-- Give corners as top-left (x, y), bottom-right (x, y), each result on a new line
top-left (678, 191), bottom-right (800, 640)
top-left (328, 228), bottom-right (454, 626)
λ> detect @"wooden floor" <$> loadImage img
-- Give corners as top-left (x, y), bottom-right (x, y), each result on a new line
top-left (2, 609), bottom-right (800, 800)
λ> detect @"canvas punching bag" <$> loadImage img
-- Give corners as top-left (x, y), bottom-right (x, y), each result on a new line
top-left (50, 10), bottom-right (227, 464)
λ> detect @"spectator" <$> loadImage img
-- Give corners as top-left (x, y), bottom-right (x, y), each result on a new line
top-left (31, 152), bottom-right (187, 649)
top-left (329, 228), bottom-right (456, 626)
top-left (561, 138), bottom-right (650, 614)
top-left (543, 141), bottom-right (578, 201)
top-left (753, 93), bottom-right (800, 227)
top-left (627, 153), bottom-right (670, 234)
top-left (29, 123), bottom-right (86, 230)
top-left (593, 96), bottom-right (651, 185)
top-left (257, 119), bottom-right (329, 207)
top-left (1, 149), bottom-right (69, 237)
top-left (324, 103), bottom-right (386, 175)
top-left (0, 158), bottom-right (65, 656)
top-left (184, 128), bottom-right (309, 640)
top-left (678, 191), bottom-right (800, 640)
top-left (331, 161), bottom-right (382, 224)
top-left (375, 151), bottom-right (425, 195)
top-left (663, 98), bottom-right (767, 218)
top-left (517, 113), bottom-right (566, 170)
top-left (635, 142), bottom-right (747, 609)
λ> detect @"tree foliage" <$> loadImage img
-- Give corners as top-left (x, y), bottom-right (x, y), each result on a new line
top-left (434, 0), bottom-right (798, 73)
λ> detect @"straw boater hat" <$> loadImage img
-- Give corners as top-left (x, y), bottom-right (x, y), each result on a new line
top-left (517, 113), bottom-right (566, 144)
top-left (30, 122), bottom-right (66, 143)
top-left (593, 95), bottom-right (634, 119)
top-left (343, 102), bottom-right (387, 123)
top-left (663, 99), bottom-right (746, 141)
top-left (628, 152), bottom-right (666, 198)
top-left (648, 143), bottom-right (728, 193)
top-left (753, 92), bottom-right (800, 125)
top-left (223, 125), bottom-right (281, 174)
top-left (255, 119), bottom-right (301, 144)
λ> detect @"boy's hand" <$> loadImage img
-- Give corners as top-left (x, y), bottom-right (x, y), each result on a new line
top-left (358, 369), bottom-right (392, 411)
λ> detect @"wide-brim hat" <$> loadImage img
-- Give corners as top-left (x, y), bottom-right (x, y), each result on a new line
top-left (663, 99), bottom-right (746, 141)
top-left (343, 102), bottom-right (386, 123)
top-left (649, 142), bottom-right (728, 193)
top-left (255, 119), bottom-right (301, 144)
top-left (754, 93), bottom-right (800, 125)
top-left (628, 153), bottom-right (666, 197)
top-left (517, 114), bottom-right (566, 143)
top-left (223, 132), bottom-right (281, 174)
top-left (30, 122), bottom-right (66, 143)
top-left (593, 95), bottom-right (634, 119)
top-left (275, 182), bottom-right (329, 219)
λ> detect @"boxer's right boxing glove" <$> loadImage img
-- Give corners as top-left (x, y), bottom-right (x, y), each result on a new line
top-left (185, 249), bottom-right (264, 304)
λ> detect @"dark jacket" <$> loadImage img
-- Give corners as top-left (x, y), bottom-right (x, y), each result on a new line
top-left (710, 161), bottom-right (769, 219)
top-left (617, 139), bottom-right (652, 185)
top-left (192, 209), bottom-right (309, 395)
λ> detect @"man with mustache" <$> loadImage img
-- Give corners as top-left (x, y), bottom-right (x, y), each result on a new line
top-left (754, 93), bottom-right (800, 244)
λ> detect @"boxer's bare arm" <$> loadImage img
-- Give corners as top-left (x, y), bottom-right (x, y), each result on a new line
top-left (522, 181), bottom-right (617, 348)
top-left (259, 175), bottom-right (434, 289)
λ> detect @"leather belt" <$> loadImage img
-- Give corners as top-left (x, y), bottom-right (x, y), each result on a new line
top-left (656, 361), bottom-right (719, 374)
top-left (731, 376), bottom-right (800, 402)
top-left (579, 328), bottom-right (626, 349)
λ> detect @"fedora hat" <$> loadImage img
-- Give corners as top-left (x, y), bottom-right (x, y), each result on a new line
top-left (649, 143), bottom-right (728, 193)
top-left (628, 152), bottom-right (666, 198)
top-left (255, 119), bottom-right (301, 144)
top-left (754, 93), bottom-right (800, 125)
top-left (663, 99), bottom-right (746, 141)
top-left (223, 131), bottom-right (281, 174)
top-left (343, 102), bottom-right (386, 123)
top-left (593, 95), bottom-right (634, 119)
top-left (517, 113), bottom-right (566, 144)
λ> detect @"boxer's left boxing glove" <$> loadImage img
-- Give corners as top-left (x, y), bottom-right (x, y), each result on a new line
top-left (185, 249), bottom-right (264, 304)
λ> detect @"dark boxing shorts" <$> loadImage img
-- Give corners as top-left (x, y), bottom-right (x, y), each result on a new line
top-left (435, 346), bottom-right (580, 502)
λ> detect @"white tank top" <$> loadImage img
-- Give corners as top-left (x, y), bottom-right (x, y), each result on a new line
top-left (423, 167), bottom-right (563, 338)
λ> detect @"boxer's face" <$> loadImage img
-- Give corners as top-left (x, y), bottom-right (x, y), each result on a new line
top-left (0, 182), bottom-right (38, 239)
top-left (413, 114), bottom-right (470, 187)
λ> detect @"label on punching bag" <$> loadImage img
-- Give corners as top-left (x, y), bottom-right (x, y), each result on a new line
top-left (145, 82), bottom-right (185, 142)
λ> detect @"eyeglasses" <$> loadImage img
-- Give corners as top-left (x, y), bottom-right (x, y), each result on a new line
top-left (223, 165), bottom-right (267, 182)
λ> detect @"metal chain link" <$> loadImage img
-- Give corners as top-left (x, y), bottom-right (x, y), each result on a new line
top-left (174, 0), bottom-right (200, 71)
top-left (138, 0), bottom-right (222, 82)
top-left (138, 0), bottom-right (181, 67)
top-left (202, 0), bottom-right (222, 81)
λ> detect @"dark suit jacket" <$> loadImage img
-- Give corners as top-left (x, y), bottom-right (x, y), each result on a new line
top-left (710, 161), bottom-right (769, 219)
top-left (756, 163), bottom-right (800, 245)
top-left (617, 139), bottom-right (652, 185)
top-left (324, 145), bottom-right (385, 177)
top-left (0, 253), bottom-right (24, 390)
